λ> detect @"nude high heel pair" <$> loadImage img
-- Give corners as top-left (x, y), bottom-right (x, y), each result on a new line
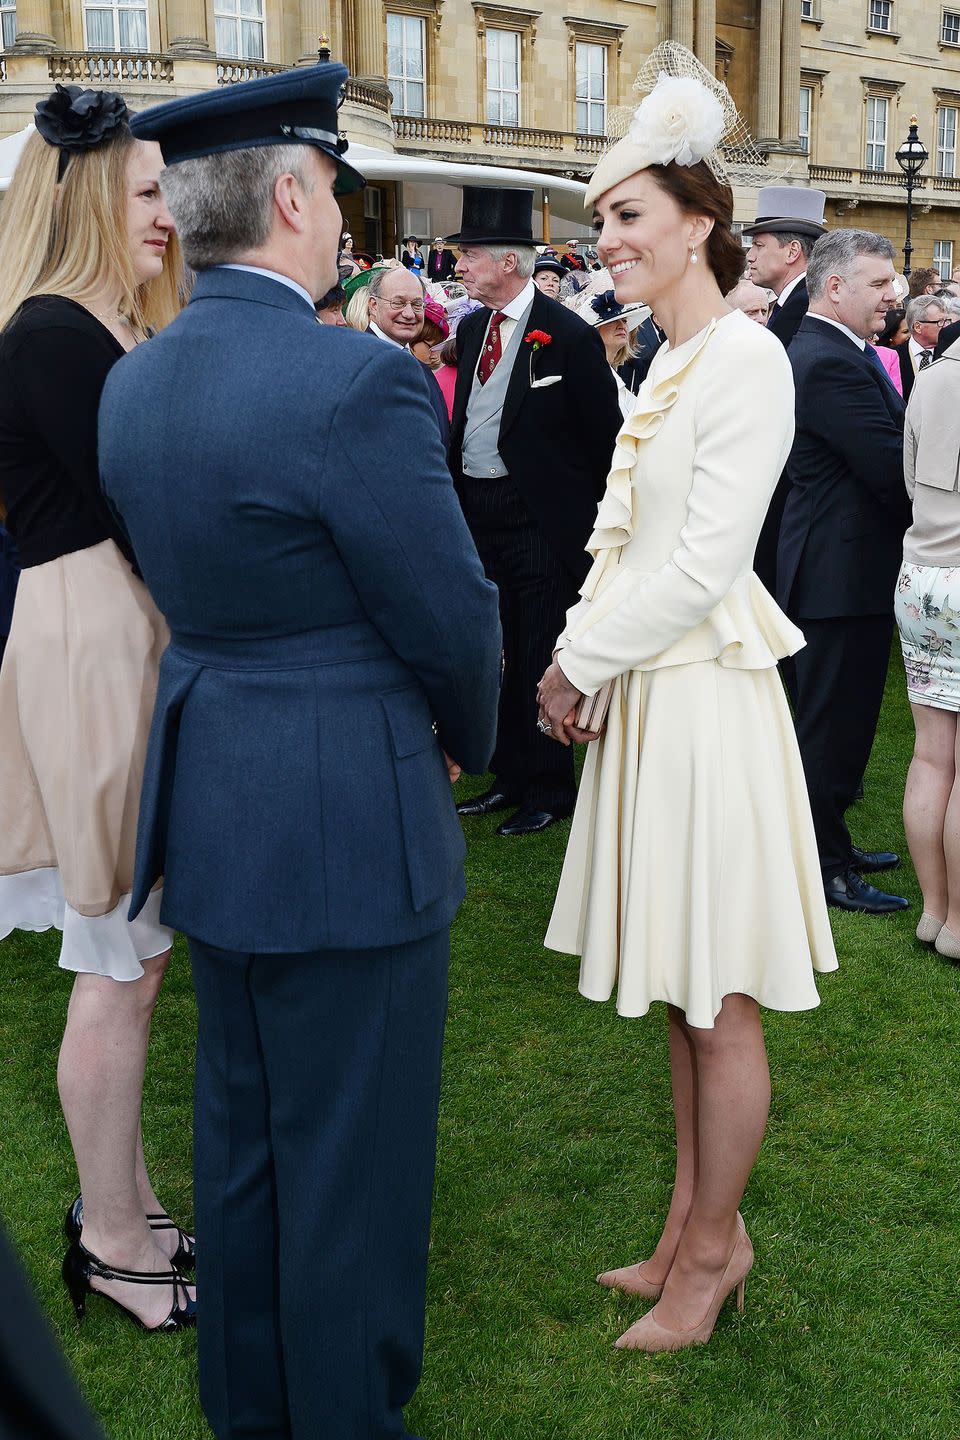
top-left (613, 1215), bottom-right (753, 1353)
top-left (596, 1209), bottom-right (744, 1302)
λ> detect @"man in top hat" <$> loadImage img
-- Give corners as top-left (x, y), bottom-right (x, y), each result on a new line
top-left (98, 62), bottom-right (501, 1440)
top-left (448, 185), bottom-right (623, 836)
top-left (744, 185), bottom-right (827, 594)
top-left (532, 250), bottom-right (565, 299)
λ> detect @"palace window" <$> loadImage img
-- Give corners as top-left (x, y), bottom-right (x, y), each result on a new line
top-left (486, 28), bottom-right (520, 126)
top-left (865, 94), bottom-right (888, 170)
top-left (934, 240), bottom-right (954, 280)
top-left (800, 0), bottom-right (813, 14)
top-left (387, 13), bottom-right (426, 118)
top-left (84, 0), bottom-right (147, 50)
top-left (799, 85), bottom-right (812, 155)
top-left (0, 0), bottom-right (15, 49)
top-left (937, 106), bottom-right (958, 176)
top-left (944, 11), bottom-right (960, 44)
top-left (575, 42), bottom-right (606, 136)
top-left (867, 0), bottom-right (892, 31)
top-left (214, 0), bottom-right (264, 60)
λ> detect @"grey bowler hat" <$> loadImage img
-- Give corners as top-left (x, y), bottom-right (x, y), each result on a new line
top-left (741, 185), bottom-right (827, 239)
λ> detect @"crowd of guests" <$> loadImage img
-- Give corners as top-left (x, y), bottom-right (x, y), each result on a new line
top-left (0, 41), bottom-right (956, 1440)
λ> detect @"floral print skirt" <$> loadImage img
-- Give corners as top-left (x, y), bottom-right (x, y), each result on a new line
top-left (895, 562), bottom-right (960, 710)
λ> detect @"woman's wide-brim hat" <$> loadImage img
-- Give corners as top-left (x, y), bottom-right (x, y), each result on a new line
top-left (567, 271), bottom-right (649, 332)
top-left (447, 185), bottom-right (535, 246)
top-left (741, 185), bottom-right (827, 239)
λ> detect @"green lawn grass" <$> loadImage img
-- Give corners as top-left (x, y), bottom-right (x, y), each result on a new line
top-left (2, 653), bottom-right (959, 1440)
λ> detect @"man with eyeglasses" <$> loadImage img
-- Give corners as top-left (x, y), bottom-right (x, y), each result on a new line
top-left (894, 296), bottom-right (950, 401)
top-left (367, 265), bottom-right (450, 442)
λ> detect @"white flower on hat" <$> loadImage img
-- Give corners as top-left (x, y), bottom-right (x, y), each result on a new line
top-left (627, 73), bottom-right (726, 168)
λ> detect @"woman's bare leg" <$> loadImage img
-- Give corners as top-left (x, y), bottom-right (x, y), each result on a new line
top-left (904, 703), bottom-right (956, 925)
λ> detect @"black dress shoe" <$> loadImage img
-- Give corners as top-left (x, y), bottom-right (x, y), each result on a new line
top-left (496, 806), bottom-right (567, 837)
top-left (456, 787), bottom-right (514, 818)
top-left (824, 870), bottom-right (910, 914)
top-left (851, 845), bottom-right (900, 874)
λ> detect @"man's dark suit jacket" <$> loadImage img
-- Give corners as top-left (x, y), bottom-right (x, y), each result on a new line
top-left (893, 339), bottom-right (920, 401)
top-left (936, 317), bottom-right (960, 359)
top-left (449, 288), bottom-right (622, 582)
top-left (778, 315), bottom-right (910, 620)
top-left (767, 275), bottom-right (809, 348)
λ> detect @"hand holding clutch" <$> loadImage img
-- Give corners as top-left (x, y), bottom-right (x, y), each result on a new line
top-left (536, 661), bottom-right (606, 745)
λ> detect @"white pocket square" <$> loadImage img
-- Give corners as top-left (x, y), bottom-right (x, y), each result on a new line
top-left (530, 375), bottom-right (562, 389)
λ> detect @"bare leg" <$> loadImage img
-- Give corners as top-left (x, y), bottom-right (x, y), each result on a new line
top-left (599, 1005), bottom-right (697, 1292)
top-left (58, 949), bottom-right (192, 1328)
top-left (942, 720), bottom-right (960, 935)
top-left (904, 703), bottom-right (956, 925)
top-left (649, 994), bottom-right (768, 1332)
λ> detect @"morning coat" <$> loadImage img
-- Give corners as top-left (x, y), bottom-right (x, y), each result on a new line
top-left (777, 315), bottom-right (910, 619)
top-left (99, 267), bottom-right (502, 954)
top-left (767, 276), bottom-right (809, 349)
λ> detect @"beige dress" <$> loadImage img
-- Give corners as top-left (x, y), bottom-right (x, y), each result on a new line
top-left (0, 539), bottom-right (171, 979)
top-left (544, 311), bottom-right (838, 1028)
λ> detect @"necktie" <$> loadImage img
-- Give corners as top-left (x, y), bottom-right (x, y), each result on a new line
top-left (919, 349), bottom-right (933, 370)
top-left (767, 301), bottom-right (781, 327)
top-left (478, 311), bottom-right (506, 385)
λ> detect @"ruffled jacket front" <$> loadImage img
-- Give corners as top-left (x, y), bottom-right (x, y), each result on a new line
top-left (556, 309), bottom-right (804, 696)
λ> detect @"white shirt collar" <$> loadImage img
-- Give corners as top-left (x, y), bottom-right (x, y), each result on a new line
top-left (220, 264), bottom-right (315, 310)
top-left (777, 271), bottom-right (806, 305)
top-left (498, 280), bottom-right (537, 321)
top-left (807, 312), bottom-right (866, 352)
top-left (909, 335), bottom-right (934, 358)
top-left (370, 320), bottom-right (409, 351)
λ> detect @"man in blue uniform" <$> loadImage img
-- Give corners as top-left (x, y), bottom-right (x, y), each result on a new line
top-left (98, 64), bottom-right (501, 1440)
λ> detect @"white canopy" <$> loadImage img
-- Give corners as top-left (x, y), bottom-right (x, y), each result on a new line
top-left (0, 124), bottom-right (32, 189)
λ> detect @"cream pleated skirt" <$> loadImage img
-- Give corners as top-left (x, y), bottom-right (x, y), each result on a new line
top-left (544, 659), bottom-right (838, 1029)
top-left (0, 540), bottom-right (172, 980)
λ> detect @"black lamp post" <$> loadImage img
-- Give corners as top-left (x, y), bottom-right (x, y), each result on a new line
top-left (895, 116), bottom-right (928, 280)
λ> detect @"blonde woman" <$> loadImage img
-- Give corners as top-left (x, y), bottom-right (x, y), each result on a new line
top-left (537, 47), bottom-right (837, 1353)
top-left (567, 274), bottom-right (647, 417)
top-left (0, 84), bottom-right (194, 1331)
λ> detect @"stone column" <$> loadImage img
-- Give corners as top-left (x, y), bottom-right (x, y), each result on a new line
top-left (695, 0), bottom-right (715, 72)
top-left (350, 0), bottom-right (384, 79)
top-left (779, 0), bottom-right (802, 147)
top-left (657, 0), bottom-right (673, 44)
top-left (757, 0), bottom-right (781, 144)
top-left (10, 0), bottom-right (56, 52)
top-left (166, 0), bottom-right (212, 55)
top-left (671, 0), bottom-right (694, 51)
top-left (298, 0), bottom-right (330, 62)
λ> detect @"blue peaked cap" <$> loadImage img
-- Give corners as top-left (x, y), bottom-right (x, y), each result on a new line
top-left (129, 61), bottom-right (365, 195)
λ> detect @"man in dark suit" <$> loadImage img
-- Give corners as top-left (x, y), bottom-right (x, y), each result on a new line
top-left (778, 228), bottom-right (912, 915)
top-left (366, 262), bottom-right (450, 443)
top-left (426, 236), bottom-right (456, 282)
top-left (743, 185), bottom-right (827, 592)
top-left (448, 186), bottom-right (623, 835)
top-left (100, 64), bottom-right (501, 1440)
top-left (894, 293), bottom-right (950, 400)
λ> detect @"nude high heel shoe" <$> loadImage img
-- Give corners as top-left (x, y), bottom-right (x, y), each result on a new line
top-left (597, 1211), bottom-right (744, 1302)
top-left (614, 1218), bottom-right (753, 1353)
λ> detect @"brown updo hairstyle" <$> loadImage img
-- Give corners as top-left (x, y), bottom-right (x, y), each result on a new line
top-left (644, 160), bottom-right (744, 296)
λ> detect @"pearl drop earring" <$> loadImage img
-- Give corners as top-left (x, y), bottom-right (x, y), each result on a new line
top-left (689, 248), bottom-right (698, 265)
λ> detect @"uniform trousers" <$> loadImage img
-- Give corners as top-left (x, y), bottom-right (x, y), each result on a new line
top-left (189, 930), bottom-right (450, 1440)
top-left (791, 614), bottom-right (893, 881)
top-left (460, 474), bottom-right (577, 814)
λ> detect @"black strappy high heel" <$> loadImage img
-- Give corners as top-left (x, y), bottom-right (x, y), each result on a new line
top-left (64, 1195), bottom-right (196, 1272)
top-left (61, 1238), bottom-right (197, 1331)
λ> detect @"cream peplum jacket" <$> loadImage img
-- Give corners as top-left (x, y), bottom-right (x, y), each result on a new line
top-left (555, 309), bottom-right (805, 696)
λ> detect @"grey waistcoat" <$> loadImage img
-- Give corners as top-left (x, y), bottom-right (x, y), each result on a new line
top-left (462, 306), bottom-right (532, 478)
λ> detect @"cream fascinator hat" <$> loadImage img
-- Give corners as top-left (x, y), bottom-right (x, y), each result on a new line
top-left (585, 42), bottom-right (758, 208)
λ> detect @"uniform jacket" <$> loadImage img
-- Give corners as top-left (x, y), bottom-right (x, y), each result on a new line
top-left (449, 289), bottom-right (623, 582)
top-left (767, 277), bottom-right (809, 349)
top-left (778, 315), bottom-right (910, 620)
top-left (99, 267), bottom-right (501, 954)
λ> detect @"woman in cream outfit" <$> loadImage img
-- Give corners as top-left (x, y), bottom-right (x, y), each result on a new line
top-left (537, 48), bottom-right (837, 1354)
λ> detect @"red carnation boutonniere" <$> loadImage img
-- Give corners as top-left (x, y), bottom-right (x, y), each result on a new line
top-left (524, 329), bottom-right (553, 385)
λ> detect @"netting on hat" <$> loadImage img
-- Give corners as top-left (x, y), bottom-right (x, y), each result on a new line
top-left (607, 41), bottom-right (767, 186)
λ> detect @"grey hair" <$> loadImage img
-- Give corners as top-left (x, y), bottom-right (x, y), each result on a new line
top-left (806, 229), bottom-right (895, 301)
top-left (906, 294), bottom-right (945, 330)
top-left (367, 266), bottom-right (426, 300)
top-left (159, 143), bottom-right (315, 270)
top-left (484, 243), bottom-right (537, 279)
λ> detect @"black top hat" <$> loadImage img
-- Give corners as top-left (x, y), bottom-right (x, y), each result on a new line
top-left (129, 62), bottom-right (365, 195)
top-left (447, 186), bottom-right (535, 246)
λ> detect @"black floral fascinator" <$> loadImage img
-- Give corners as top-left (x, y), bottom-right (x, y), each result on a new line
top-left (35, 84), bottom-right (130, 177)
top-left (590, 289), bottom-right (626, 324)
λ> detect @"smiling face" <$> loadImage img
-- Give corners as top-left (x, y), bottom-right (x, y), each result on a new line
top-left (125, 141), bottom-right (174, 285)
top-left (593, 171), bottom-right (711, 312)
top-left (823, 255), bottom-right (899, 341)
top-left (368, 267), bottom-right (425, 345)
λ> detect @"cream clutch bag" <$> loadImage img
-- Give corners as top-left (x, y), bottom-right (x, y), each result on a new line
top-left (574, 680), bottom-right (614, 735)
